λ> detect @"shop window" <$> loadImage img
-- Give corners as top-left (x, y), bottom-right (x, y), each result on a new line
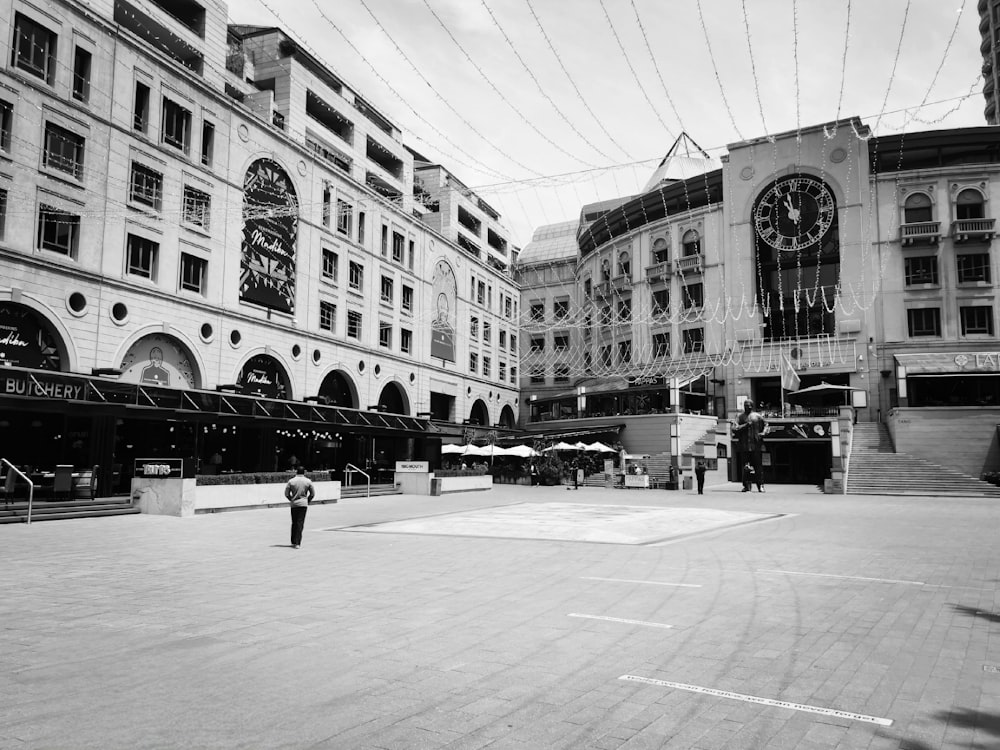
top-left (126, 234), bottom-right (158, 280)
top-left (72, 47), bottom-right (91, 102)
top-left (179, 253), bottom-right (206, 294)
top-left (957, 253), bottom-right (991, 283)
top-left (904, 255), bottom-right (937, 285)
top-left (37, 204), bottom-right (80, 257)
top-left (319, 301), bottom-right (336, 332)
top-left (182, 186), bottom-right (210, 229)
top-left (400, 328), bottom-right (412, 354)
top-left (161, 97), bottom-right (191, 154)
top-left (682, 328), bottom-right (704, 353)
top-left (322, 248), bottom-right (338, 282)
top-left (903, 193), bottom-right (933, 224)
top-left (13, 14), bottom-right (56, 84)
top-left (129, 162), bottom-right (162, 210)
top-left (347, 310), bottom-right (362, 339)
top-left (682, 229), bottom-right (701, 257)
top-left (956, 189), bottom-right (985, 220)
top-left (960, 305), bottom-right (994, 336)
top-left (906, 308), bottom-right (941, 337)
top-left (44, 123), bottom-right (85, 180)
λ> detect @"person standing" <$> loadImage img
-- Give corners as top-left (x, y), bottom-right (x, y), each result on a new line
top-left (695, 459), bottom-right (707, 494)
top-left (284, 466), bottom-right (314, 549)
top-left (733, 399), bottom-right (767, 490)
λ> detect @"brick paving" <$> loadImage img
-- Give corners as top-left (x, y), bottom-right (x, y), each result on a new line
top-left (1, 482), bottom-right (999, 749)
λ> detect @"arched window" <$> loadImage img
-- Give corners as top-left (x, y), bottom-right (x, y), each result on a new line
top-left (617, 251), bottom-right (631, 277)
top-left (600, 257), bottom-right (611, 282)
top-left (956, 189), bottom-right (985, 220)
top-left (652, 237), bottom-right (669, 264)
top-left (903, 193), bottom-right (933, 224)
top-left (682, 229), bottom-right (701, 257)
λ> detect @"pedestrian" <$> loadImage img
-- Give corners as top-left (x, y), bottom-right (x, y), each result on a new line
top-left (742, 462), bottom-right (755, 493)
top-left (695, 459), bottom-right (706, 494)
top-left (571, 458), bottom-right (580, 490)
top-left (284, 466), bottom-right (314, 549)
top-left (530, 463), bottom-right (538, 486)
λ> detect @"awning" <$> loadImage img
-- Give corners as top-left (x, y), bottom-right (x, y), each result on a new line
top-left (513, 424), bottom-right (625, 445)
top-left (895, 351), bottom-right (1000, 376)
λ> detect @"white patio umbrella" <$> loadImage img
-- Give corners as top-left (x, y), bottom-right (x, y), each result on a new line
top-left (543, 441), bottom-right (579, 452)
top-left (582, 441), bottom-right (616, 453)
top-left (441, 444), bottom-right (469, 455)
top-left (504, 444), bottom-right (539, 458)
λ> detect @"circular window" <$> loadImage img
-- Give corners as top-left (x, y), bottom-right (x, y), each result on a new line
top-left (111, 302), bottom-right (128, 324)
top-left (488, 391), bottom-right (493, 399)
top-left (358, 360), bottom-right (365, 373)
top-left (200, 323), bottom-right (214, 342)
top-left (467, 387), bottom-right (472, 396)
top-left (67, 292), bottom-right (87, 315)
top-left (312, 349), bottom-right (321, 363)
top-left (374, 364), bottom-right (381, 376)
top-left (229, 330), bottom-right (242, 347)
top-left (291, 344), bottom-right (301, 359)
top-left (409, 373), bottom-right (415, 383)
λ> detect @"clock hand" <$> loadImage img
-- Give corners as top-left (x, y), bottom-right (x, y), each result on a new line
top-left (783, 194), bottom-right (801, 224)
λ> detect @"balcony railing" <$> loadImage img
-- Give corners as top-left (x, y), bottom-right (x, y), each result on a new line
top-left (674, 254), bottom-right (703, 275)
top-left (952, 217), bottom-right (996, 244)
top-left (594, 281), bottom-right (611, 298)
top-left (611, 274), bottom-right (632, 291)
top-left (645, 261), bottom-right (671, 281)
top-left (900, 221), bottom-right (941, 246)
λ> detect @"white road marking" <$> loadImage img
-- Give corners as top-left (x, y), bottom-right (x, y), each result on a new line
top-left (581, 576), bottom-right (702, 588)
top-left (619, 675), bottom-right (893, 726)
top-left (754, 568), bottom-right (925, 586)
top-left (568, 613), bottom-right (674, 629)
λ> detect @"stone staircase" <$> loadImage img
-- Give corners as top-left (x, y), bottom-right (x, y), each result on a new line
top-left (0, 497), bottom-right (140, 524)
top-left (847, 423), bottom-right (1000, 497)
top-left (340, 482), bottom-right (402, 499)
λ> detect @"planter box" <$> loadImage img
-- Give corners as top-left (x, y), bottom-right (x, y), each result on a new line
top-left (194, 480), bottom-right (341, 513)
top-left (436, 474), bottom-right (492, 494)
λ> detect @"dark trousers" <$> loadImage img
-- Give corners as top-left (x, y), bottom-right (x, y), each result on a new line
top-left (696, 474), bottom-right (705, 493)
top-left (290, 505), bottom-right (308, 545)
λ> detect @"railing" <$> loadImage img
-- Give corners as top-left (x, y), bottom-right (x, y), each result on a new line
top-left (900, 221), bottom-right (941, 246)
top-left (674, 255), bottom-right (703, 274)
top-left (1, 459), bottom-right (34, 525)
top-left (951, 217), bottom-right (996, 243)
top-left (343, 463), bottom-right (370, 498)
top-left (645, 261), bottom-right (670, 281)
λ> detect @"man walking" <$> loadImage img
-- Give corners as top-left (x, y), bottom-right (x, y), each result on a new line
top-left (695, 459), bottom-right (707, 494)
top-left (284, 466), bottom-right (314, 549)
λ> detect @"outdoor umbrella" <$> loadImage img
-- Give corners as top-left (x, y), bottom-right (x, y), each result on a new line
top-left (786, 382), bottom-right (860, 401)
top-left (543, 441), bottom-right (578, 451)
top-left (504, 445), bottom-right (539, 458)
top-left (582, 441), bottom-right (616, 453)
top-left (441, 444), bottom-right (469, 455)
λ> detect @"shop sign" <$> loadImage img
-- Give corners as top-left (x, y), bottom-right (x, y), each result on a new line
top-left (238, 354), bottom-right (289, 400)
top-left (955, 353), bottom-right (1000, 371)
top-left (2, 371), bottom-right (86, 400)
top-left (119, 334), bottom-right (196, 389)
top-left (0, 303), bottom-right (62, 370)
top-left (430, 260), bottom-right (457, 362)
top-left (764, 422), bottom-right (831, 440)
top-left (240, 159), bottom-right (299, 314)
top-left (627, 375), bottom-right (666, 388)
top-left (133, 458), bottom-right (184, 479)
top-left (395, 461), bottom-right (429, 473)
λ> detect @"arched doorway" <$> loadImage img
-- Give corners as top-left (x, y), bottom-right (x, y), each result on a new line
top-left (119, 333), bottom-right (200, 389)
top-left (498, 405), bottom-right (516, 429)
top-left (0, 301), bottom-right (66, 370)
top-left (469, 398), bottom-right (489, 426)
top-left (237, 353), bottom-right (291, 399)
top-left (317, 369), bottom-right (358, 408)
top-left (376, 381), bottom-right (410, 415)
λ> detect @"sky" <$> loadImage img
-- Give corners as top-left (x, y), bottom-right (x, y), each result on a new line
top-left (232, 0), bottom-right (989, 249)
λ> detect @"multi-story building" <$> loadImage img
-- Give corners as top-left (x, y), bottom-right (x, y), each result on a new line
top-left (0, 0), bottom-right (519, 494)
top-left (518, 120), bottom-right (1000, 486)
top-left (981, 0), bottom-right (1000, 124)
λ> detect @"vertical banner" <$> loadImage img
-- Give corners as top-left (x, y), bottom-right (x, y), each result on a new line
top-left (430, 260), bottom-right (457, 362)
top-left (240, 159), bottom-right (299, 314)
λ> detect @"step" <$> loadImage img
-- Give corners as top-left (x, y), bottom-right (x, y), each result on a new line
top-left (0, 507), bottom-right (140, 523)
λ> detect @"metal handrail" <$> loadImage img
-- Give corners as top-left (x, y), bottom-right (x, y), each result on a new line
top-left (343, 463), bottom-right (370, 498)
top-left (1, 459), bottom-right (35, 524)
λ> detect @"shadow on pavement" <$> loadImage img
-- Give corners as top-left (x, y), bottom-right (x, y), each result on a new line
top-left (951, 603), bottom-right (1000, 624)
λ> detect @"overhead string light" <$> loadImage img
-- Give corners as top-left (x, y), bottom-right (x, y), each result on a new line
top-left (695, 0), bottom-right (744, 142)
top-left (872, 0), bottom-right (913, 134)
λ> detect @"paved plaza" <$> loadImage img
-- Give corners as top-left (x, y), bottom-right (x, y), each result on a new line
top-left (2, 482), bottom-right (999, 749)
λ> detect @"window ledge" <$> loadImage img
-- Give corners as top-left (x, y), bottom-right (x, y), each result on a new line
top-left (39, 166), bottom-right (85, 189)
top-left (181, 222), bottom-right (211, 238)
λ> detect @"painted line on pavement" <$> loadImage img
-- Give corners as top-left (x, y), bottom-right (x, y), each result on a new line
top-left (619, 675), bottom-right (893, 726)
top-left (754, 569), bottom-right (925, 586)
top-left (568, 613), bottom-right (673, 629)
top-left (581, 576), bottom-right (702, 588)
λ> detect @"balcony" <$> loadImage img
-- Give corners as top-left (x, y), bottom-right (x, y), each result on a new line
top-left (952, 217), bottom-right (996, 244)
top-left (594, 281), bottom-right (611, 298)
top-left (674, 254), bottom-right (703, 275)
top-left (611, 275), bottom-right (632, 292)
top-left (645, 262), bottom-right (670, 282)
top-left (900, 221), bottom-right (941, 247)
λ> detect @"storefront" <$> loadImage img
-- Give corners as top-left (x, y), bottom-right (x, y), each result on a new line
top-left (895, 351), bottom-right (1000, 407)
top-left (732, 418), bottom-right (836, 485)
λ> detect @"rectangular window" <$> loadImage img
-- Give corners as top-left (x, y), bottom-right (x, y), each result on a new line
top-left (504, 297), bottom-right (512, 319)
top-left (509, 334), bottom-right (517, 351)
top-left (72, 47), bottom-right (91, 102)
top-left (392, 231), bottom-right (404, 263)
top-left (336, 199), bottom-right (353, 236)
top-left (530, 303), bottom-right (545, 321)
top-left (358, 211), bottom-right (366, 245)
top-left (0, 189), bottom-right (6, 239)
top-left (904, 256), bottom-right (938, 286)
top-left (600, 346), bottom-right (612, 367)
top-left (682, 328), bottom-right (704, 353)
top-left (961, 305), bottom-right (994, 335)
top-left (347, 310), bottom-right (362, 339)
top-left (652, 289), bottom-right (670, 313)
top-left (161, 98), bottom-right (192, 153)
top-left (322, 184), bottom-right (331, 228)
top-left (529, 367), bottom-right (545, 384)
top-left (133, 82), bottom-right (150, 133)
top-left (129, 162), bottom-right (162, 210)
top-left (554, 363), bottom-right (569, 382)
top-left (530, 336), bottom-right (543, 353)
top-left (554, 334), bottom-right (569, 351)
top-left (401, 285), bottom-right (413, 313)
top-left (682, 283), bottom-right (704, 310)
top-left (483, 356), bottom-right (492, 378)
top-left (483, 321), bottom-right (491, 344)
top-left (43, 123), bottom-right (85, 180)
top-left (499, 361), bottom-right (507, 381)
top-left (126, 234), bottom-right (158, 280)
top-left (182, 186), bottom-right (210, 229)
top-left (400, 328), bottom-right (412, 354)
top-left (477, 281), bottom-right (486, 305)
top-left (381, 224), bottom-right (388, 256)
top-left (554, 299), bottom-right (569, 319)
top-left (349, 261), bottom-right (363, 292)
top-left (470, 316), bottom-right (480, 340)
top-left (179, 253), bottom-right (206, 294)
top-left (957, 253), bottom-right (991, 284)
top-left (13, 14), bottom-right (56, 84)
top-left (408, 239), bottom-right (415, 269)
top-left (37, 204), bottom-right (79, 257)
top-left (380, 275), bottom-right (393, 305)
top-left (510, 366), bottom-right (517, 384)
top-left (319, 300), bottom-right (336, 332)
top-left (379, 321), bottom-right (392, 348)
top-left (201, 121), bottom-right (214, 166)
top-left (469, 352), bottom-right (479, 374)
top-left (322, 248), bottom-right (338, 282)
top-left (618, 340), bottom-right (632, 363)
top-left (499, 330), bottom-right (507, 349)
top-left (907, 308), bottom-right (941, 337)
top-left (0, 99), bottom-right (12, 152)
top-left (653, 333), bottom-right (670, 358)
top-left (618, 298), bottom-right (632, 320)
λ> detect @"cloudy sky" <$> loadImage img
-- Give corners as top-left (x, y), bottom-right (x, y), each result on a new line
top-left (233, 0), bottom-right (988, 248)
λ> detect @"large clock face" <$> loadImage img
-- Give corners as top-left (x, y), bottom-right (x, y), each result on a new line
top-left (753, 176), bottom-right (836, 252)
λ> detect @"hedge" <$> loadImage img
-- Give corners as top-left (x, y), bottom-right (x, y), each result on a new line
top-left (196, 471), bottom-right (333, 486)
